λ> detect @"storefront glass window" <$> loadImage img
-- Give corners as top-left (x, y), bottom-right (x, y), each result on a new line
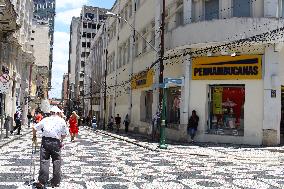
top-left (208, 85), bottom-right (245, 136)
top-left (167, 87), bottom-right (181, 124)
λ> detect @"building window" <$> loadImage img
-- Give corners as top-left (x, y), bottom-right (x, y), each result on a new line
top-left (176, 9), bottom-right (184, 27)
top-left (81, 61), bottom-right (85, 67)
top-left (82, 42), bottom-right (86, 47)
top-left (205, 0), bottom-right (219, 21)
top-left (208, 85), bottom-right (245, 136)
top-left (88, 23), bottom-right (92, 29)
top-left (83, 22), bottom-right (87, 28)
top-left (166, 87), bottom-right (181, 124)
top-left (281, 0), bottom-right (284, 18)
top-left (87, 33), bottom-right (92, 38)
top-left (32, 30), bottom-right (35, 33)
top-left (92, 33), bottom-right (95, 38)
top-left (129, 2), bottom-right (133, 18)
top-left (191, 0), bottom-right (198, 22)
top-left (141, 29), bottom-right (147, 53)
top-left (92, 23), bottom-right (96, 29)
top-left (81, 52), bottom-right (86, 57)
top-left (87, 42), bottom-right (91, 48)
top-left (232, 0), bottom-right (251, 17)
top-left (82, 32), bottom-right (86, 37)
top-left (31, 38), bottom-right (34, 40)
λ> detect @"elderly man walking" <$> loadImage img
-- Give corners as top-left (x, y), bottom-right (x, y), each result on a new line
top-left (32, 106), bottom-right (68, 188)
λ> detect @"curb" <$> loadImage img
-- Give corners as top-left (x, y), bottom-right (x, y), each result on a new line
top-left (0, 130), bottom-right (32, 148)
top-left (82, 126), bottom-right (160, 152)
top-left (97, 130), bottom-right (160, 152)
top-left (91, 128), bottom-right (211, 157)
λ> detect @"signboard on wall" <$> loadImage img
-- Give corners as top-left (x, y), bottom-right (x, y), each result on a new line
top-left (192, 55), bottom-right (262, 80)
top-left (131, 69), bottom-right (154, 90)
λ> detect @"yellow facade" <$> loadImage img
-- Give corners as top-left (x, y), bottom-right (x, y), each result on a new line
top-left (192, 55), bottom-right (262, 80)
top-left (131, 69), bottom-right (154, 90)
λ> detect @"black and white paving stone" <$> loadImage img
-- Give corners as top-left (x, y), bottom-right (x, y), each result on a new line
top-left (0, 127), bottom-right (283, 188)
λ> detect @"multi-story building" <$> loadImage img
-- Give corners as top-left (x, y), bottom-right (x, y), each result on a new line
top-left (88, 0), bottom-right (284, 146)
top-left (71, 6), bottom-right (107, 117)
top-left (0, 0), bottom-right (35, 126)
top-left (61, 73), bottom-right (68, 113)
top-left (33, 0), bottom-right (55, 89)
top-left (30, 21), bottom-right (50, 99)
top-left (66, 17), bottom-right (80, 115)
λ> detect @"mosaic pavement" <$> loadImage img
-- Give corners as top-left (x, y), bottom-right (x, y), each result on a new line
top-left (0, 127), bottom-right (283, 188)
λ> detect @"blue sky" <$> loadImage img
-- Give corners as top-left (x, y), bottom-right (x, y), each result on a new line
top-left (49, 0), bottom-right (116, 98)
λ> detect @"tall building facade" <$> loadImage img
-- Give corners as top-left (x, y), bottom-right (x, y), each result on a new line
top-left (69, 6), bottom-right (107, 117)
top-left (66, 17), bottom-right (80, 115)
top-left (33, 0), bottom-right (55, 88)
top-left (61, 73), bottom-right (68, 113)
top-left (0, 0), bottom-right (35, 126)
top-left (88, 0), bottom-right (284, 146)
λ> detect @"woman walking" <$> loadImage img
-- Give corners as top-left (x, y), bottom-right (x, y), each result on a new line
top-left (69, 111), bottom-right (79, 142)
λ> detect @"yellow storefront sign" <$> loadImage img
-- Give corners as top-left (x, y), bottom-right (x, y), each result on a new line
top-left (131, 69), bottom-right (154, 89)
top-left (192, 55), bottom-right (262, 80)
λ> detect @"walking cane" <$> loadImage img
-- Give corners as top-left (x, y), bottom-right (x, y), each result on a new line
top-left (24, 139), bottom-right (38, 186)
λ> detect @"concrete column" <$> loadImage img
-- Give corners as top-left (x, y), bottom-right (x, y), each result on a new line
top-left (113, 0), bottom-right (121, 116)
top-left (220, 0), bottom-right (231, 19)
top-left (180, 54), bottom-right (191, 125)
top-left (127, 0), bottom-right (136, 128)
top-left (183, 0), bottom-right (192, 25)
top-left (152, 0), bottom-right (162, 116)
top-left (263, 45), bottom-right (281, 145)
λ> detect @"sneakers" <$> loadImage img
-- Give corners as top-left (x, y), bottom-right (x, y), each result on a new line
top-left (33, 182), bottom-right (45, 189)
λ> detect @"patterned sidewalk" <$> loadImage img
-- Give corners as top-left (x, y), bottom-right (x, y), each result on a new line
top-left (0, 127), bottom-right (283, 188)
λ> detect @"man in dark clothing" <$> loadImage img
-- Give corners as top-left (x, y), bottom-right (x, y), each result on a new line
top-left (27, 112), bottom-right (33, 128)
top-left (187, 110), bottom-right (199, 142)
top-left (115, 114), bottom-right (121, 133)
top-left (12, 110), bottom-right (22, 135)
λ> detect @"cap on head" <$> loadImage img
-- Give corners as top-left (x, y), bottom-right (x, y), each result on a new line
top-left (50, 106), bottom-right (63, 113)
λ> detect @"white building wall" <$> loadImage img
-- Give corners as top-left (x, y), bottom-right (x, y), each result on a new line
top-left (89, 0), bottom-right (284, 145)
top-left (31, 24), bottom-right (50, 68)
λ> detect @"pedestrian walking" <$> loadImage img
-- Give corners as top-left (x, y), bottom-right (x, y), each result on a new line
top-left (11, 109), bottom-right (22, 135)
top-left (187, 110), bottom-right (199, 143)
top-left (108, 116), bottom-right (114, 131)
top-left (35, 111), bottom-right (43, 123)
top-left (32, 106), bottom-right (68, 189)
top-left (92, 116), bottom-right (97, 130)
top-left (152, 111), bottom-right (160, 141)
top-left (115, 114), bottom-right (121, 133)
top-left (123, 114), bottom-right (130, 133)
top-left (69, 111), bottom-right (79, 142)
top-left (27, 111), bottom-right (33, 128)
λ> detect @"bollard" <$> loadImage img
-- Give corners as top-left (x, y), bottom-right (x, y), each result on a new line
top-left (4, 116), bottom-right (10, 138)
top-left (0, 114), bottom-right (3, 140)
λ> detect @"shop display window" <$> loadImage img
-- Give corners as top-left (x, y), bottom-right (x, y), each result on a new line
top-left (167, 87), bottom-right (181, 124)
top-left (208, 85), bottom-right (245, 136)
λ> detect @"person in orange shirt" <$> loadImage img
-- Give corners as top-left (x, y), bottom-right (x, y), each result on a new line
top-left (69, 111), bottom-right (79, 142)
top-left (35, 112), bottom-right (43, 123)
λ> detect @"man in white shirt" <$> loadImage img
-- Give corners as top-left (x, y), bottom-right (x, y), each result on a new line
top-left (32, 106), bottom-right (68, 188)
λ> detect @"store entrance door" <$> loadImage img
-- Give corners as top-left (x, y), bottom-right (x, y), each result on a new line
top-left (280, 86), bottom-right (284, 144)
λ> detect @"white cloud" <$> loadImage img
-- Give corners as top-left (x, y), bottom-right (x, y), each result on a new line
top-left (56, 8), bottom-right (82, 25)
top-left (56, 0), bottom-right (88, 9)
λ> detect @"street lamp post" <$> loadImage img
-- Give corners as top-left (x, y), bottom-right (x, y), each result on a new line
top-left (106, 8), bottom-right (167, 149)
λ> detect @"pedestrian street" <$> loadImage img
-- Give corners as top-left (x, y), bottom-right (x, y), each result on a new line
top-left (0, 127), bottom-right (284, 188)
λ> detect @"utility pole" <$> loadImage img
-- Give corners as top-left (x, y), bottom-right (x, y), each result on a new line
top-left (159, 0), bottom-right (167, 149)
top-left (103, 49), bottom-right (108, 130)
